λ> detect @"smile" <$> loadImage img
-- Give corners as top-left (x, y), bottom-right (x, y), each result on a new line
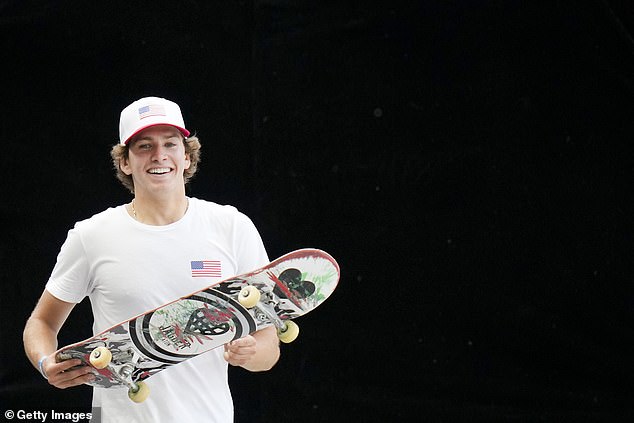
top-left (148, 168), bottom-right (172, 174)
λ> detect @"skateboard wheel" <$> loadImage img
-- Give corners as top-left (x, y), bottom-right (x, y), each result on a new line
top-left (89, 346), bottom-right (112, 369)
top-left (128, 381), bottom-right (150, 403)
top-left (277, 320), bottom-right (299, 343)
top-left (238, 285), bottom-right (261, 308)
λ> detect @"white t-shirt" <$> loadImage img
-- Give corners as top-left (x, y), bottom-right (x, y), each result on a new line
top-left (46, 197), bottom-right (269, 423)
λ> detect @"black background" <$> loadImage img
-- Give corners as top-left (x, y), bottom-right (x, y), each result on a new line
top-left (2, 1), bottom-right (634, 421)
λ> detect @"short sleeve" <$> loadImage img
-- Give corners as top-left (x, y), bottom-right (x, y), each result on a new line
top-left (45, 227), bottom-right (92, 303)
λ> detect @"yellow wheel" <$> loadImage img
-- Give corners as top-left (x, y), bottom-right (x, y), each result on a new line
top-left (128, 381), bottom-right (150, 403)
top-left (238, 285), bottom-right (261, 308)
top-left (277, 320), bottom-right (299, 344)
top-left (89, 346), bottom-right (112, 369)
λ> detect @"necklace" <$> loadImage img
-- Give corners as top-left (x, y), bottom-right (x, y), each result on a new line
top-left (130, 199), bottom-right (189, 222)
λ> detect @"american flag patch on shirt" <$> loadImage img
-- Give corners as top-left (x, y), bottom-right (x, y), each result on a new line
top-left (190, 260), bottom-right (222, 278)
top-left (138, 104), bottom-right (166, 119)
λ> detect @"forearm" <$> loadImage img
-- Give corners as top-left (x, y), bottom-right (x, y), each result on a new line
top-left (23, 292), bottom-right (94, 387)
top-left (23, 290), bottom-right (75, 372)
top-left (23, 315), bottom-right (59, 369)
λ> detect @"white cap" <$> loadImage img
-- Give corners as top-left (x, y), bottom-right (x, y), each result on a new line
top-left (119, 97), bottom-right (191, 145)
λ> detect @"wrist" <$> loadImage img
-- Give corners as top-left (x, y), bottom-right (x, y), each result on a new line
top-left (37, 355), bottom-right (49, 379)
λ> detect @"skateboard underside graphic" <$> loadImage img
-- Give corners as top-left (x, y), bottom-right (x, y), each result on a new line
top-left (55, 249), bottom-right (339, 400)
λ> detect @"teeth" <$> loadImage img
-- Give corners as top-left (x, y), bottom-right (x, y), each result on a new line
top-left (148, 168), bottom-right (170, 174)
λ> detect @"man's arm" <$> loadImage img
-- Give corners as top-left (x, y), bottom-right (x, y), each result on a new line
top-left (23, 290), bottom-right (94, 388)
top-left (223, 326), bottom-right (280, 372)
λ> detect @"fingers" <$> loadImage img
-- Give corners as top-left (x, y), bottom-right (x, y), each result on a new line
top-left (46, 358), bottom-right (95, 389)
top-left (223, 336), bottom-right (257, 367)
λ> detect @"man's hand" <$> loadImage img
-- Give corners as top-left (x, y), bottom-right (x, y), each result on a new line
top-left (223, 326), bottom-right (280, 371)
top-left (44, 357), bottom-right (95, 389)
top-left (223, 335), bottom-right (257, 367)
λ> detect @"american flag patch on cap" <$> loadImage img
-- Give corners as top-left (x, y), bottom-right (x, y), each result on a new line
top-left (138, 104), bottom-right (166, 119)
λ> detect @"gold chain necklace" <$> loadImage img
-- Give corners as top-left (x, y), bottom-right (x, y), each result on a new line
top-left (130, 199), bottom-right (189, 222)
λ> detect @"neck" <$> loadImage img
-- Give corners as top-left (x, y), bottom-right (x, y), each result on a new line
top-left (130, 195), bottom-right (189, 226)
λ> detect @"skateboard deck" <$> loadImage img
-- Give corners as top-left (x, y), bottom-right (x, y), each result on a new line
top-left (55, 249), bottom-right (339, 398)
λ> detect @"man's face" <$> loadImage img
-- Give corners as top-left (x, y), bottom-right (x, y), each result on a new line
top-left (120, 125), bottom-right (191, 196)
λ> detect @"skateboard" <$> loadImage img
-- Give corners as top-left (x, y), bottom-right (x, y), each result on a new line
top-left (54, 248), bottom-right (339, 403)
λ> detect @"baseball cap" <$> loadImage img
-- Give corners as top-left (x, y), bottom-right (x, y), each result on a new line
top-left (119, 97), bottom-right (191, 145)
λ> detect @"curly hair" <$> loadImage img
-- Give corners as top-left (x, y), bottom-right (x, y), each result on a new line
top-left (110, 135), bottom-right (202, 194)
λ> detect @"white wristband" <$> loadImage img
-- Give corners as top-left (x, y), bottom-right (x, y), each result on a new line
top-left (38, 355), bottom-right (49, 379)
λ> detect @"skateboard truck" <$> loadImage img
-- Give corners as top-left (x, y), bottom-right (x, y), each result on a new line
top-left (90, 346), bottom-right (150, 403)
top-left (238, 286), bottom-right (300, 343)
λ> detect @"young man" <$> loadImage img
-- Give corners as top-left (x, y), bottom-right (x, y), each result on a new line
top-left (23, 97), bottom-right (280, 422)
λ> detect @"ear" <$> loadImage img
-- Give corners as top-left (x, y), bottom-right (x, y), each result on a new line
top-left (120, 157), bottom-right (133, 176)
top-left (184, 152), bottom-right (191, 170)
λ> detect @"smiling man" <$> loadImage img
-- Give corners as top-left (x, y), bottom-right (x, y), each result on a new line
top-left (23, 97), bottom-right (280, 422)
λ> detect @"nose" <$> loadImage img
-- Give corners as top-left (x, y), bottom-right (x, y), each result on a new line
top-left (152, 145), bottom-right (168, 161)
